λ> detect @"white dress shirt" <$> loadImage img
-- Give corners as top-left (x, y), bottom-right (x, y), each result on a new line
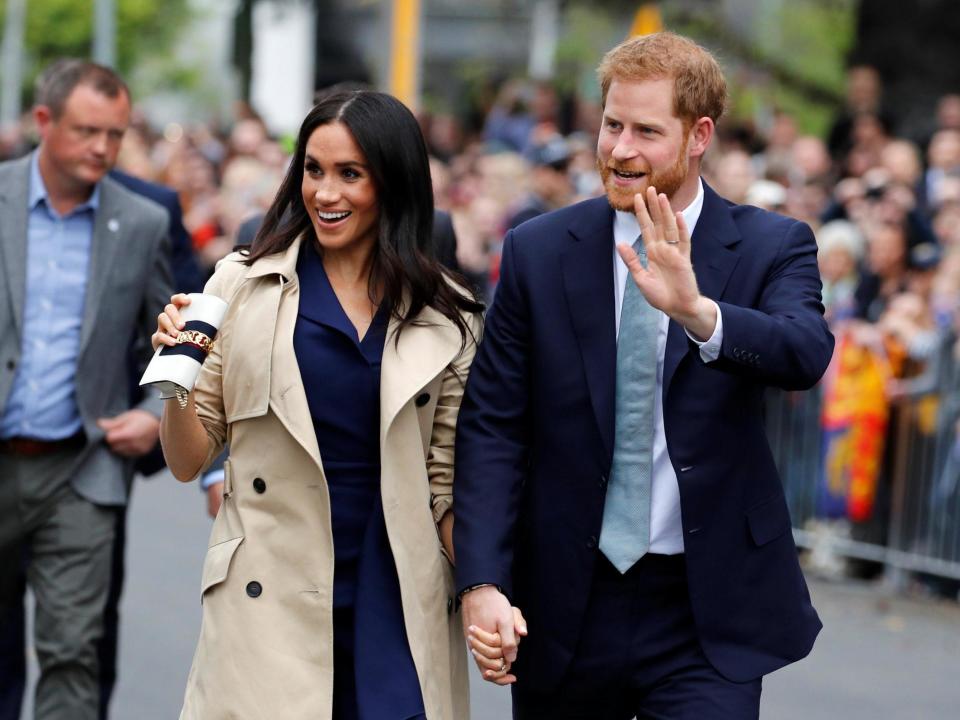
top-left (612, 178), bottom-right (723, 554)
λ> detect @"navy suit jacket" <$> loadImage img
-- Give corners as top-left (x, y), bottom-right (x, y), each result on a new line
top-left (453, 182), bottom-right (834, 689)
top-left (110, 170), bottom-right (204, 295)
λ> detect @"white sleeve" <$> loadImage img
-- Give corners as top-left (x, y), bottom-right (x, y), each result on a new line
top-left (685, 300), bottom-right (723, 363)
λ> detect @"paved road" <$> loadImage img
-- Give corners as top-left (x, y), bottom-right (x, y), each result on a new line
top-left (20, 471), bottom-right (960, 718)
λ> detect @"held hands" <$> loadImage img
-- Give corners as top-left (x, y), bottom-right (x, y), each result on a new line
top-left (461, 586), bottom-right (528, 685)
top-left (619, 186), bottom-right (716, 341)
top-left (152, 293), bottom-right (192, 352)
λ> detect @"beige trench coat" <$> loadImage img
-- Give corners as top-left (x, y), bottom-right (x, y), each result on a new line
top-left (178, 236), bottom-right (477, 719)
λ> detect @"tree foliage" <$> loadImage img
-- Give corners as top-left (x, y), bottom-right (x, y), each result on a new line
top-left (668, 0), bottom-right (856, 135)
top-left (0, 0), bottom-right (193, 103)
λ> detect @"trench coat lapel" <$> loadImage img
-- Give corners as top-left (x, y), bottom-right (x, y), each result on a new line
top-left (380, 303), bottom-right (464, 441)
top-left (242, 236), bottom-right (324, 470)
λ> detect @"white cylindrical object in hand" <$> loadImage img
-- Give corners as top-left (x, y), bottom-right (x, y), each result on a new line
top-left (139, 293), bottom-right (229, 399)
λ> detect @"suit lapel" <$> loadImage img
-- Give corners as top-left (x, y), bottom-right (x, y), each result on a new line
top-left (0, 157), bottom-right (32, 335)
top-left (561, 197), bottom-right (617, 462)
top-left (79, 176), bottom-right (126, 355)
top-left (662, 182), bottom-right (741, 397)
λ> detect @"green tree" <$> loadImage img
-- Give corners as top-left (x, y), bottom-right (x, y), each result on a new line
top-left (0, 0), bottom-right (194, 105)
top-left (562, 0), bottom-right (856, 137)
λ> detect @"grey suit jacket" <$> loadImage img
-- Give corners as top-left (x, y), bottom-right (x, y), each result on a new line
top-left (0, 154), bottom-right (173, 505)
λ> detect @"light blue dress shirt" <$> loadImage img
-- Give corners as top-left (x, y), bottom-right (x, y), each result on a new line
top-left (0, 152), bottom-right (98, 440)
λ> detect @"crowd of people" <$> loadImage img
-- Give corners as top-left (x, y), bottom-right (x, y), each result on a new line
top-left (1, 34), bottom-right (959, 720)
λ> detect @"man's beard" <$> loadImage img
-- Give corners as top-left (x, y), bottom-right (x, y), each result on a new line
top-left (597, 138), bottom-right (689, 212)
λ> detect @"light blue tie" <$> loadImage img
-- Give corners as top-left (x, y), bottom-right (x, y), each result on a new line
top-left (599, 237), bottom-right (657, 573)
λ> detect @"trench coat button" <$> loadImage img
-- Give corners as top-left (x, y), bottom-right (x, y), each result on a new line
top-left (447, 597), bottom-right (454, 615)
top-left (253, 477), bottom-right (266, 494)
top-left (586, 535), bottom-right (597, 550)
top-left (415, 392), bottom-right (430, 407)
top-left (246, 581), bottom-right (262, 598)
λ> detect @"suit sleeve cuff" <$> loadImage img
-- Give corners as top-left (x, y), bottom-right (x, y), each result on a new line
top-left (685, 299), bottom-right (723, 363)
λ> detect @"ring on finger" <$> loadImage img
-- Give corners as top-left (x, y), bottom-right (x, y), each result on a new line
top-left (498, 660), bottom-right (507, 673)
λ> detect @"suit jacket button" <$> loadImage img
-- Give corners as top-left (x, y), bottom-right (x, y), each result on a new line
top-left (246, 581), bottom-right (262, 598)
top-left (586, 535), bottom-right (597, 550)
top-left (447, 597), bottom-right (454, 615)
top-left (599, 474), bottom-right (607, 488)
top-left (253, 477), bottom-right (266, 494)
top-left (415, 392), bottom-right (430, 407)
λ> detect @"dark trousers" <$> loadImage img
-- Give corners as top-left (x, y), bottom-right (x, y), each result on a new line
top-left (0, 450), bottom-right (117, 720)
top-left (512, 554), bottom-right (762, 720)
top-left (97, 505), bottom-right (127, 719)
top-left (0, 484), bottom-right (125, 720)
top-left (0, 564), bottom-right (25, 720)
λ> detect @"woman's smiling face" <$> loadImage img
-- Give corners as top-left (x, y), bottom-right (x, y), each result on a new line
top-left (301, 121), bottom-right (379, 255)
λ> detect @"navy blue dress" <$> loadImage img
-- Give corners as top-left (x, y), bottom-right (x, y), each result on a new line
top-left (292, 242), bottom-right (425, 720)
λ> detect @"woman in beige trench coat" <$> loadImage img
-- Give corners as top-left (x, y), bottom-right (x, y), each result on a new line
top-left (152, 91), bottom-right (489, 719)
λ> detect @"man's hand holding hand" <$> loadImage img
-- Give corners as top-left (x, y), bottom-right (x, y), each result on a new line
top-left (461, 585), bottom-right (527, 685)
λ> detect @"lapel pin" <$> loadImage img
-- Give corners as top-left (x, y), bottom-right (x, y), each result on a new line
top-left (107, 218), bottom-right (119, 233)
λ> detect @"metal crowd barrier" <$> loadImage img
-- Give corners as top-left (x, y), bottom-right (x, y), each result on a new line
top-left (766, 336), bottom-right (960, 585)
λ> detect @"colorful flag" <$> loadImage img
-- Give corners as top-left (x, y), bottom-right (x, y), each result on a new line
top-left (818, 331), bottom-right (891, 521)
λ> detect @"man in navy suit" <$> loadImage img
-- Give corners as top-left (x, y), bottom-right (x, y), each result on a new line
top-left (453, 33), bottom-right (834, 718)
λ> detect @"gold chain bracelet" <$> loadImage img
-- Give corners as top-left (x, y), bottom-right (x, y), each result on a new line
top-left (175, 329), bottom-right (215, 354)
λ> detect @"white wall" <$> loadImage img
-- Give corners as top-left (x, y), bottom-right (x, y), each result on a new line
top-left (250, 0), bottom-right (316, 135)
top-left (137, 0), bottom-right (239, 129)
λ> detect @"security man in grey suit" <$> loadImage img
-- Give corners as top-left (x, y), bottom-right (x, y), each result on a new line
top-left (0, 60), bottom-right (171, 720)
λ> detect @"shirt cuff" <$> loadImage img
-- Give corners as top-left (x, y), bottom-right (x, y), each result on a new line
top-left (685, 299), bottom-right (723, 363)
top-left (200, 468), bottom-right (224, 490)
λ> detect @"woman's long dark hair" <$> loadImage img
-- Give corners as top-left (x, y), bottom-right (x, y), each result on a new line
top-left (245, 90), bottom-right (483, 347)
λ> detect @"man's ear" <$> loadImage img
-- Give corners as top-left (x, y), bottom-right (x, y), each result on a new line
top-left (688, 117), bottom-right (715, 159)
top-left (33, 105), bottom-right (54, 138)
